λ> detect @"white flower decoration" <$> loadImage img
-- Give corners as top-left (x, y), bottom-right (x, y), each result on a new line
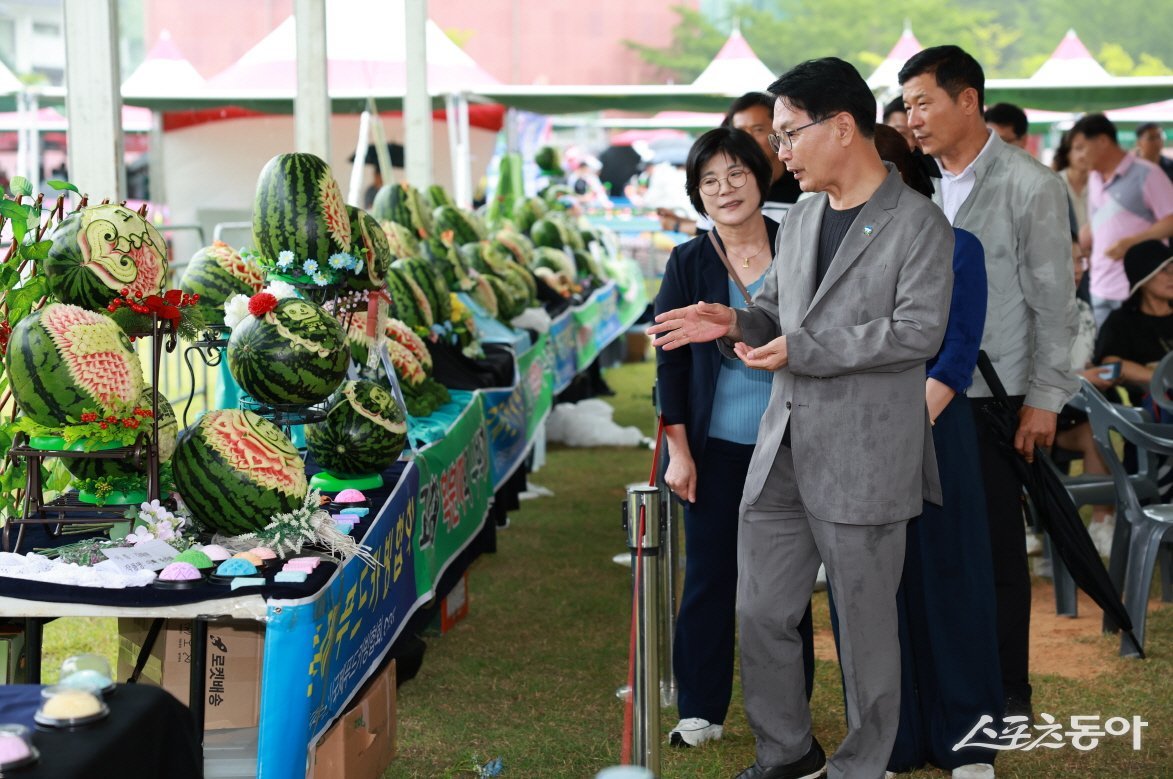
top-left (223, 294), bottom-right (251, 329)
top-left (265, 279), bottom-right (300, 300)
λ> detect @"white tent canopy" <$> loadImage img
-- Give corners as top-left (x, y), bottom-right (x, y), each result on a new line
top-left (691, 27), bottom-right (776, 94)
top-left (867, 23), bottom-right (922, 94)
top-left (1030, 29), bottom-right (1112, 85)
top-left (121, 29), bottom-right (206, 99)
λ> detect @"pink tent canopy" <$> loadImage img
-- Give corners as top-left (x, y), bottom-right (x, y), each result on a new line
top-left (867, 24), bottom-right (923, 92)
top-left (122, 29), bottom-right (206, 98)
top-left (1030, 29), bottom-right (1112, 85)
top-left (691, 28), bottom-right (776, 93)
top-left (206, 0), bottom-right (498, 97)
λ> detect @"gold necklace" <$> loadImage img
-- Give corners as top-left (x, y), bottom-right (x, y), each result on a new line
top-left (741, 242), bottom-right (768, 268)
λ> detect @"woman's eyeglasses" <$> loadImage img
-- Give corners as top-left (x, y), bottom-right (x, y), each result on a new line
top-left (698, 168), bottom-right (748, 196)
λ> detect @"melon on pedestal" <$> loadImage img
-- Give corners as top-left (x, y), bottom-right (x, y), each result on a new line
top-left (305, 380), bottom-right (407, 478)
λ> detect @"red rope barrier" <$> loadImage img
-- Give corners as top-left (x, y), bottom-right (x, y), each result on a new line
top-left (620, 416), bottom-right (665, 765)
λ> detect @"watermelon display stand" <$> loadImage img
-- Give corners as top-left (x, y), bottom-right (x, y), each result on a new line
top-left (2, 315), bottom-right (178, 553)
top-left (309, 470), bottom-right (383, 492)
top-left (181, 329), bottom-right (229, 428)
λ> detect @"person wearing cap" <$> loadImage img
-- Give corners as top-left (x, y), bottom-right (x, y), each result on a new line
top-left (1093, 239), bottom-right (1173, 402)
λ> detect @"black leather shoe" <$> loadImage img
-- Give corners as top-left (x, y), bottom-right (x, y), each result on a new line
top-left (733, 736), bottom-right (827, 779)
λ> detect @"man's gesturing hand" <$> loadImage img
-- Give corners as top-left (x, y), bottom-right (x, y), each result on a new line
top-left (647, 301), bottom-right (736, 350)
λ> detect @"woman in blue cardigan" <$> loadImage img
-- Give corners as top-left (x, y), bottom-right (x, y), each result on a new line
top-left (656, 126), bottom-right (814, 748)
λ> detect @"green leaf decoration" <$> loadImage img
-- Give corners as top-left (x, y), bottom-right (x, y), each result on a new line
top-left (23, 239), bottom-right (51, 261)
top-left (9, 176), bottom-right (31, 197)
top-left (47, 180), bottom-right (79, 194)
top-left (0, 199), bottom-right (29, 221)
top-left (6, 278), bottom-right (47, 322)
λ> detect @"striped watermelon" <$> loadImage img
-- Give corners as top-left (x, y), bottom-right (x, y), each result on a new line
top-left (427, 185), bottom-right (453, 210)
top-left (422, 234), bottom-right (475, 292)
top-left (385, 268), bottom-right (433, 331)
top-left (486, 275), bottom-right (525, 321)
top-left (172, 409), bottom-right (307, 535)
top-left (386, 318), bottom-right (432, 372)
top-left (466, 269), bottom-right (499, 318)
top-left (346, 206), bottom-right (391, 291)
top-left (252, 153), bottom-right (352, 265)
top-left (386, 340), bottom-right (426, 388)
top-left (534, 246), bottom-right (578, 280)
top-left (305, 380), bottom-right (407, 478)
top-left (227, 297), bottom-right (348, 406)
top-left (178, 242), bottom-right (265, 327)
top-left (381, 220), bottom-right (421, 259)
top-left (373, 182), bottom-right (433, 238)
top-left (392, 258), bottom-right (452, 322)
top-left (4, 303), bottom-right (143, 426)
top-left (433, 205), bottom-right (485, 246)
top-left (494, 229), bottom-right (535, 267)
top-left (64, 387), bottom-right (177, 481)
top-left (44, 204), bottom-right (168, 311)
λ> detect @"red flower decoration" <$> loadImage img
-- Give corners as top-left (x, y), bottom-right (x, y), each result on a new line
top-left (80, 412), bottom-right (98, 423)
top-left (248, 292), bottom-right (279, 317)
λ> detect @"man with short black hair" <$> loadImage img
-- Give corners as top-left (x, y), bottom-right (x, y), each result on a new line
top-left (651, 56), bottom-right (953, 779)
top-left (883, 95), bottom-right (915, 149)
top-left (1135, 122), bottom-right (1173, 181)
top-left (1070, 112), bottom-right (1173, 326)
top-left (899, 44), bottom-right (1077, 731)
top-left (984, 102), bottom-right (1029, 149)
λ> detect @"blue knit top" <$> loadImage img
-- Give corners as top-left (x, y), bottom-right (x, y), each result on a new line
top-left (708, 273), bottom-right (772, 444)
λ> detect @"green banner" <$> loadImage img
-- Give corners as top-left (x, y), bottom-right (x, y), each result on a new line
top-left (573, 297), bottom-right (601, 370)
top-left (519, 333), bottom-right (554, 442)
top-left (412, 393), bottom-right (492, 597)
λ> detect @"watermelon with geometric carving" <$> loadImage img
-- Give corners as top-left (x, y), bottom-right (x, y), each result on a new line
top-left (171, 409), bottom-right (307, 535)
top-left (3, 303), bottom-right (144, 426)
top-left (305, 380), bottom-right (407, 477)
top-left (178, 242), bottom-right (265, 327)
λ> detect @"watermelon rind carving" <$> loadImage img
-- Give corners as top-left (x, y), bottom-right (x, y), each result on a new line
top-left (4, 303), bottom-right (144, 427)
top-left (178, 242), bottom-right (265, 327)
top-left (63, 386), bottom-right (178, 481)
top-left (44, 204), bottom-right (168, 311)
top-left (172, 409), bottom-right (307, 536)
top-left (305, 380), bottom-right (407, 478)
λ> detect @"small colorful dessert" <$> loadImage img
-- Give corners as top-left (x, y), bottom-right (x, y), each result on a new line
top-left (230, 577), bottom-right (266, 590)
top-left (173, 549), bottom-right (215, 570)
top-left (274, 570), bottom-right (308, 583)
top-left (0, 725), bottom-right (37, 769)
top-left (59, 669), bottom-right (114, 694)
top-left (284, 556), bottom-right (321, 571)
top-left (197, 544), bottom-right (231, 562)
top-left (232, 551), bottom-right (264, 567)
top-left (159, 562), bottom-right (201, 581)
top-left (340, 506), bottom-right (370, 517)
top-left (37, 688), bottom-right (106, 726)
top-left (333, 488), bottom-right (366, 504)
top-left (215, 558), bottom-right (258, 577)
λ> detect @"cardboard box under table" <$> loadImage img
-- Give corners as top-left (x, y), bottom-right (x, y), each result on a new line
top-left (308, 659), bottom-right (397, 779)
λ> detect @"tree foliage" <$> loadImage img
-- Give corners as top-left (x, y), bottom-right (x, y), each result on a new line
top-left (627, 0), bottom-right (1171, 83)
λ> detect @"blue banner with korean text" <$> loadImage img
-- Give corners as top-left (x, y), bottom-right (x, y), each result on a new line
top-left (254, 463), bottom-right (423, 779)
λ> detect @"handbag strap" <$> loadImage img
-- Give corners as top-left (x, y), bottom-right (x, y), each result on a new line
top-left (707, 231), bottom-right (754, 306)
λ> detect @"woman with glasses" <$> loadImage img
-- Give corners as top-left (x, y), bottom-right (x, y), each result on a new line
top-left (655, 126), bottom-right (814, 749)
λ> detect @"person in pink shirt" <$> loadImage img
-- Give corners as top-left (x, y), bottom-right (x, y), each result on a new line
top-left (1071, 112), bottom-right (1173, 327)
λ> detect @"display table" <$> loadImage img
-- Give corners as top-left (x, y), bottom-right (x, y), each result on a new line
top-left (0, 684), bottom-right (201, 779)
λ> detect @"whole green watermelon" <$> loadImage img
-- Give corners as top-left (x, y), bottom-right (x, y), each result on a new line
top-left (345, 206), bottom-right (392, 291)
top-left (172, 409), bottom-right (307, 535)
top-left (44, 204), bottom-right (168, 311)
top-left (4, 303), bottom-right (144, 427)
top-left (227, 297), bottom-right (348, 406)
top-left (178, 241), bottom-right (266, 327)
top-left (64, 387), bottom-right (178, 481)
top-left (253, 153), bottom-right (352, 266)
top-left (305, 380), bottom-right (407, 478)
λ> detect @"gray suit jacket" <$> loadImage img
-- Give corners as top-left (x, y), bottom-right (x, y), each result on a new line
top-left (726, 167), bottom-right (954, 524)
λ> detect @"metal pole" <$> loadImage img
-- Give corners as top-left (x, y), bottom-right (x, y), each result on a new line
top-left (624, 484), bottom-right (662, 773)
top-left (659, 490), bottom-right (681, 708)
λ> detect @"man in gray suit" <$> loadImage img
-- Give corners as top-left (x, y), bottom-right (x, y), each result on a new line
top-left (649, 58), bottom-right (954, 779)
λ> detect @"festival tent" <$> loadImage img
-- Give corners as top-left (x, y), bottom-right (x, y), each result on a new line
top-left (1028, 29), bottom-right (1112, 85)
top-left (691, 27), bottom-right (777, 94)
top-left (866, 23), bottom-right (922, 95)
top-left (121, 29), bottom-right (207, 100)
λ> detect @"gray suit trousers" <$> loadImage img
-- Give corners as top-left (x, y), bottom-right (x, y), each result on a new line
top-left (738, 443), bottom-right (908, 779)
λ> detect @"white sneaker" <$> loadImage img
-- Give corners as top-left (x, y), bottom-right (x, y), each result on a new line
top-left (1088, 520), bottom-right (1115, 558)
top-left (1025, 533), bottom-right (1043, 556)
top-left (668, 717), bottom-right (723, 747)
top-left (813, 564), bottom-right (828, 593)
top-left (952, 764), bottom-right (995, 779)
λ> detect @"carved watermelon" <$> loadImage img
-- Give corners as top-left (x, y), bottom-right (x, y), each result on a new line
top-left (4, 303), bottom-right (144, 426)
top-left (386, 340), bottom-right (426, 388)
top-left (252, 152), bottom-right (352, 265)
top-left (227, 297), bottom-right (348, 406)
top-left (172, 409), bottom-right (307, 535)
top-left (43, 204), bottom-right (168, 311)
top-left (385, 318), bottom-right (432, 373)
top-left (305, 380), bottom-right (407, 478)
top-left (64, 387), bottom-right (178, 482)
top-left (346, 206), bottom-right (392, 291)
top-left (178, 242), bottom-right (265, 327)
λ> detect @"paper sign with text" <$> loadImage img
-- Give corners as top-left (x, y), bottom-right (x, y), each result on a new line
top-left (100, 540), bottom-right (180, 573)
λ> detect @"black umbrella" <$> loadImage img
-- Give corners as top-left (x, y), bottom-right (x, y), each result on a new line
top-left (976, 351), bottom-right (1144, 658)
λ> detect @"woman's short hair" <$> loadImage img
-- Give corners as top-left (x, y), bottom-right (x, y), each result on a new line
top-left (873, 124), bottom-right (934, 198)
top-left (684, 127), bottom-right (773, 216)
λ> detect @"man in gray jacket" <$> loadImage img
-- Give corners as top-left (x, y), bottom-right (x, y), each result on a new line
top-left (899, 45), bottom-right (1077, 722)
top-left (650, 57), bottom-right (953, 779)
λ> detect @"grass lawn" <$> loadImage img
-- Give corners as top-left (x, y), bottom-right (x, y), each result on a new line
top-left (34, 359), bottom-right (1171, 778)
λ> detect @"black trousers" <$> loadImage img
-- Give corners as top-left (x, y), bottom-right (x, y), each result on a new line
top-left (968, 395), bottom-right (1033, 705)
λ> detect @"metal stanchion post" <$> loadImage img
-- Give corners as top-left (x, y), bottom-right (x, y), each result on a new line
top-left (624, 484), bottom-right (663, 773)
top-left (658, 483), bottom-right (681, 708)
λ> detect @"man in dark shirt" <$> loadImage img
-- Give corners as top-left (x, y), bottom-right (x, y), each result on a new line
top-left (1136, 123), bottom-right (1173, 182)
